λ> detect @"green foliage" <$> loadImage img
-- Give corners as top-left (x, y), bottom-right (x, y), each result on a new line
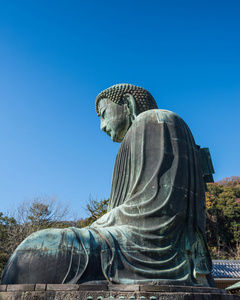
top-left (28, 202), bottom-right (51, 226)
top-left (0, 212), bottom-right (16, 242)
top-left (206, 176), bottom-right (240, 259)
top-left (0, 213), bottom-right (17, 277)
top-left (0, 252), bottom-right (9, 279)
top-left (77, 197), bottom-right (109, 227)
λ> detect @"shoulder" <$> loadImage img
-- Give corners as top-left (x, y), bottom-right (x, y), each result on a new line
top-left (132, 109), bottom-right (188, 133)
top-left (125, 108), bottom-right (189, 143)
top-left (136, 109), bottom-right (182, 123)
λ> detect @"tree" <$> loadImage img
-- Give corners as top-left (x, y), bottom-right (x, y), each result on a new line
top-left (78, 197), bottom-right (109, 227)
top-left (5, 196), bottom-right (72, 253)
top-left (0, 213), bottom-right (17, 276)
top-left (217, 176), bottom-right (240, 188)
top-left (0, 196), bottom-right (73, 278)
top-left (205, 176), bottom-right (240, 259)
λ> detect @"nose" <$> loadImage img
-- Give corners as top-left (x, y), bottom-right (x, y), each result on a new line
top-left (101, 118), bottom-right (106, 132)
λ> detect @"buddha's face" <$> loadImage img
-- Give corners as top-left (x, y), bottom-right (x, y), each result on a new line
top-left (98, 98), bottom-right (132, 143)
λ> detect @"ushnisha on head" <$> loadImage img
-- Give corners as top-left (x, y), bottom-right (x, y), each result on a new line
top-left (96, 83), bottom-right (158, 143)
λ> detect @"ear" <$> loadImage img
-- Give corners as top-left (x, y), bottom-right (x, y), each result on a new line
top-left (123, 93), bottom-right (138, 122)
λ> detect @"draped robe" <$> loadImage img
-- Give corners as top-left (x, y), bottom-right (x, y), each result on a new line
top-left (1, 109), bottom-right (214, 286)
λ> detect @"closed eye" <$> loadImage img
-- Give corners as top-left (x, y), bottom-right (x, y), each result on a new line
top-left (101, 108), bottom-right (106, 119)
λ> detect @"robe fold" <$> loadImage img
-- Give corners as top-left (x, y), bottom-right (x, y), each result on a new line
top-left (1, 109), bottom-right (214, 286)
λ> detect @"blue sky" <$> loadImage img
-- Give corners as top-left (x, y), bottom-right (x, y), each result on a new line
top-left (0, 0), bottom-right (239, 218)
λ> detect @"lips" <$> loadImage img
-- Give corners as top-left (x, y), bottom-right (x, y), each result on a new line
top-left (106, 128), bottom-right (111, 137)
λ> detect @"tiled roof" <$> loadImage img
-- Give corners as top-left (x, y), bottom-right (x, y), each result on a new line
top-left (212, 260), bottom-right (240, 278)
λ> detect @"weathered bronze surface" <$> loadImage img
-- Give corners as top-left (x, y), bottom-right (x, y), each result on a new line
top-left (1, 84), bottom-right (215, 287)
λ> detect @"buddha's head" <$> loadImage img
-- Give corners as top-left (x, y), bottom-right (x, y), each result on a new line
top-left (95, 83), bottom-right (158, 143)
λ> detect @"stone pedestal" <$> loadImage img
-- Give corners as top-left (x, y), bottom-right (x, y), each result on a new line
top-left (0, 284), bottom-right (240, 300)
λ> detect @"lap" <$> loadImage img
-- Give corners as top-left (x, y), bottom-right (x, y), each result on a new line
top-left (1, 227), bottom-right (105, 284)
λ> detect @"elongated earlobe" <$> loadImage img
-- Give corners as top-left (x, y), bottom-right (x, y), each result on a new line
top-left (124, 93), bottom-right (138, 122)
